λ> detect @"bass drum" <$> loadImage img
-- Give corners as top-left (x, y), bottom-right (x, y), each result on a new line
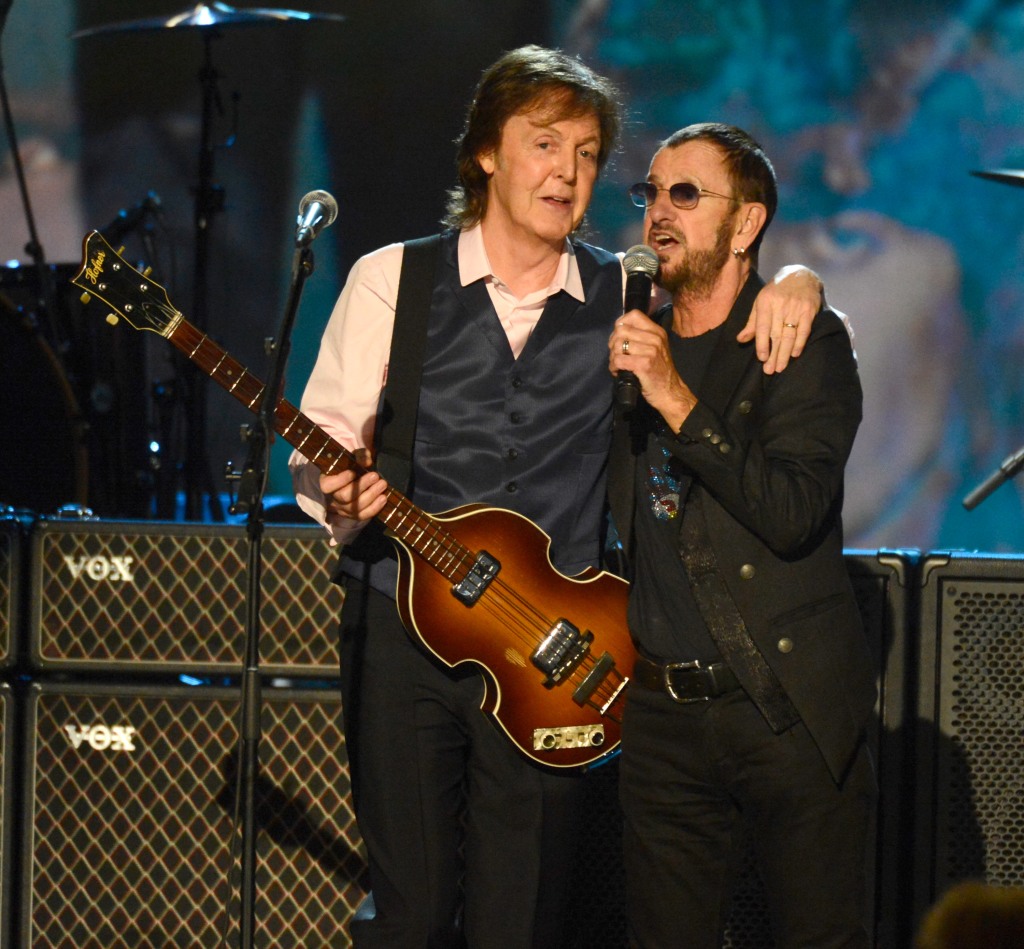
top-left (0, 293), bottom-right (88, 514)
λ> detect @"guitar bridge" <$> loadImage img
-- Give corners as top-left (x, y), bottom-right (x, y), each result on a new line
top-left (533, 723), bottom-right (605, 752)
top-left (451, 550), bottom-right (500, 605)
top-left (532, 619), bottom-right (593, 686)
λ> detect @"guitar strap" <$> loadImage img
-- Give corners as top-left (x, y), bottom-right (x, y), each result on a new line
top-left (374, 234), bottom-right (442, 492)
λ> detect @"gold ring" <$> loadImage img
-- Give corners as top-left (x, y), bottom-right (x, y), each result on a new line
top-left (622, 339), bottom-right (630, 355)
top-left (783, 322), bottom-right (797, 329)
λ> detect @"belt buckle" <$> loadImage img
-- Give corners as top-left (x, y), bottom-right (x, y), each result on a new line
top-left (662, 659), bottom-right (710, 704)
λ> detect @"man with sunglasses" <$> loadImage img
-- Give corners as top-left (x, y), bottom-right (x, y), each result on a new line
top-left (607, 123), bottom-right (875, 948)
top-left (291, 49), bottom-right (829, 948)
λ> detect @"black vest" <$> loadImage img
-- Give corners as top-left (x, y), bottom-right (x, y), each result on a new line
top-left (342, 230), bottom-right (623, 595)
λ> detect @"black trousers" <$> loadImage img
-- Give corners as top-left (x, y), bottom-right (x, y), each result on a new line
top-left (619, 686), bottom-right (876, 949)
top-left (338, 577), bottom-right (585, 949)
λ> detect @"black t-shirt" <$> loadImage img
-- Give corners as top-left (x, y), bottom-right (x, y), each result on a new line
top-left (627, 322), bottom-right (725, 663)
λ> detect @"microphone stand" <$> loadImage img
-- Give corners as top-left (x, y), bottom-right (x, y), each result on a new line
top-left (229, 239), bottom-right (315, 947)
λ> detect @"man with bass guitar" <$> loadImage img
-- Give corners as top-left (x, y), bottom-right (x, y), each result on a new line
top-left (289, 45), bottom-right (826, 949)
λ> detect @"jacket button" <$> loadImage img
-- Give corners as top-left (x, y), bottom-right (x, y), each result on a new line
top-left (511, 374), bottom-right (523, 388)
top-left (719, 442), bottom-right (731, 454)
top-left (506, 481), bottom-right (518, 493)
top-left (507, 448), bottom-right (518, 460)
top-left (709, 433), bottom-right (722, 445)
top-left (701, 428), bottom-right (714, 440)
top-left (739, 564), bottom-right (755, 580)
top-left (738, 400), bottom-right (753, 415)
top-left (510, 412), bottom-right (523, 424)
top-left (777, 637), bottom-right (794, 654)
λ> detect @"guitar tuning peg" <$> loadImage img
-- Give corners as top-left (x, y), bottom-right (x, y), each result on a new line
top-left (105, 314), bottom-right (120, 326)
top-left (117, 245), bottom-right (126, 255)
top-left (142, 266), bottom-right (153, 277)
top-left (79, 291), bottom-right (92, 305)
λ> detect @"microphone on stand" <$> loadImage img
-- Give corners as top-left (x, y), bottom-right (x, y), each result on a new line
top-left (616, 244), bottom-right (660, 410)
top-left (963, 444), bottom-right (1024, 510)
top-left (99, 191), bottom-right (163, 243)
top-left (295, 190), bottom-right (338, 247)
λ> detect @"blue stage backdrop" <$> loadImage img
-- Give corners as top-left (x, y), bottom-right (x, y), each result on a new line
top-left (3, 0), bottom-right (1024, 551)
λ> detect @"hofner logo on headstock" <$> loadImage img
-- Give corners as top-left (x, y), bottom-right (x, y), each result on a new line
top-left (81, 247), bottom-right (106, 285)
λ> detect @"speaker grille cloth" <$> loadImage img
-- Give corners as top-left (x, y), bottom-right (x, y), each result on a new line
top-left (23, 685), bottom-right (367, 947)
top-left (32, 523), bottom-right (342, 675)
top-left (936, 579), bottom-right (1024, 888)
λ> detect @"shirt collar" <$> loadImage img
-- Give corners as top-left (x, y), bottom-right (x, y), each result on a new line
top-left (457, 224), bottom-right (586, 303)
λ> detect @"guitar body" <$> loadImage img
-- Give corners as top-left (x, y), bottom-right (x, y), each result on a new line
top-left (391, 504), bottom-right (635, 769)
top-left (70, 231), bottom-right (636, 771)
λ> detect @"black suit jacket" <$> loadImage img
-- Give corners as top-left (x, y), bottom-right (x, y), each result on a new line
top-left (608, 274), bottom-right (877, 782)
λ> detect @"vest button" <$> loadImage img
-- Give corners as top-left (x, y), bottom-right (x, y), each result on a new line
top-left (507, 448), bottom-right (518, 460)
top-left (739, 563), bottom-right (756, 580)
top-left (738, 400), bottom-right (753, 415)
top-left (511, 374), bottom-right (523, 388)
top-left (777, 637), bottom-right (794, 654)
top-left (510, 412), bottom-right (523, 424)
top-left (506, 481), bottom-right (518, 493)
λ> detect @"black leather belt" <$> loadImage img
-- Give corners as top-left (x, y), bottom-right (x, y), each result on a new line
top-left (634, 654), bottom-right (743, 704)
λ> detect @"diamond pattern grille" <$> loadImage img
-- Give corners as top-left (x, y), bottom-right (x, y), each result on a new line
top-left (22, 683), bottom-right (368, 947)
top-left (936, 578), bottom-right (1024, 889)
top-left (31, 521), bottom-right (342, 675)
top-left (0, 520), bottom-right (18, 667)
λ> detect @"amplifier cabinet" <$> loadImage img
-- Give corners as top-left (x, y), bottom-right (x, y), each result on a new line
top-left (0, 683), bottom-right (14, 949)
top-left (0, 516), bottom-right (24, 670)
top-left (913, 551), bottom-right (1024, 928)
top-left (19, 681), bottom-right (367, 948)
top-left (28, 519), bottom-right (343, 676)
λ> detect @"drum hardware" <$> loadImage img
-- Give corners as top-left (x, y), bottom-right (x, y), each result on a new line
top-left (73, 4), bottom-right (344, 524)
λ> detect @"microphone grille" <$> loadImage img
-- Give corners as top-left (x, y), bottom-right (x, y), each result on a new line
top-left (298, 189), bottom-right (339, 226)
top-left (623, 243), bottom-right (659, 277)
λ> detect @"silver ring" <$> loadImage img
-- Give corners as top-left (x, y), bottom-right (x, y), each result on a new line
top-left (783, 322), bottom-right (797, 329)
top-left (622, 339), bottom-right (630, 355)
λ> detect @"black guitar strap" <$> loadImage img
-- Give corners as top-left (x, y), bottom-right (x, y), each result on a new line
top-left (374, 234), bottom-right (442, 493)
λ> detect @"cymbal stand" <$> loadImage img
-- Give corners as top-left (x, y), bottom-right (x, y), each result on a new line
top-left (183, 26), bottom-right (236, 521)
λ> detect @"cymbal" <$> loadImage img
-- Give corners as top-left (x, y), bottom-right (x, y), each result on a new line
top-left (970, 168), bottom-right (1024, 188)
top-left (73, 2), bottom-right (345, 38)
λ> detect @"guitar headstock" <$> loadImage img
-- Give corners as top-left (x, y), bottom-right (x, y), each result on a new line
top-left (72, 230), bottom-right (181, 336)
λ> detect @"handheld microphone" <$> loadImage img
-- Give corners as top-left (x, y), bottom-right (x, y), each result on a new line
top-left (99, 191), bottom-right (162, 243)
top-left (295, 190), bottom-right (338, 247)
top-left (616, 244), bottom-right (660, 410)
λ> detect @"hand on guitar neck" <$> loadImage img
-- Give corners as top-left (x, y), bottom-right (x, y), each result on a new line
top-left (321, 448), bottom-right (389, 526)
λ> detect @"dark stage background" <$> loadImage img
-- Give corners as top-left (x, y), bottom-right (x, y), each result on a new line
top-left (4, 0), bottom-right (1024, 553)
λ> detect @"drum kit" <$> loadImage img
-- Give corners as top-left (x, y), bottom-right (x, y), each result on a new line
top-left (1, 4), bottom-right (344, 519)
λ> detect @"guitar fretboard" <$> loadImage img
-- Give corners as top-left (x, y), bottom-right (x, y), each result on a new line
top-left (166, 319), bottom-right (473, 582)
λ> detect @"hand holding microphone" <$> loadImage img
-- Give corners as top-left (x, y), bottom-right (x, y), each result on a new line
top-left (615, 244), bottom-right (660, 409)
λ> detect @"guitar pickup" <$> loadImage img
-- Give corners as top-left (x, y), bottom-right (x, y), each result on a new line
top-left (533, 723), bottom-right (605, 752)
top-left (532, 619), bottom-right (593, 686)
top-left (451, 550), bottom-right (500, 605)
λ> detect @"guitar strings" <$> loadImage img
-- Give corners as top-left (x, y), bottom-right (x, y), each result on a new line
top-left (381, 492), bottom-right (628, 718)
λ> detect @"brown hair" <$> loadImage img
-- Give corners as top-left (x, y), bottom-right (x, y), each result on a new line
top-left (444, 45), bottom-right (621, 230)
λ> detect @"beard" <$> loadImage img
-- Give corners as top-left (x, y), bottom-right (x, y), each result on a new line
top-left (657, 214), bottom-right (736, 300)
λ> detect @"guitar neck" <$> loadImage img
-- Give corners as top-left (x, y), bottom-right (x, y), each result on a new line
top-left (164, 319), bottom-right (468, 576)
